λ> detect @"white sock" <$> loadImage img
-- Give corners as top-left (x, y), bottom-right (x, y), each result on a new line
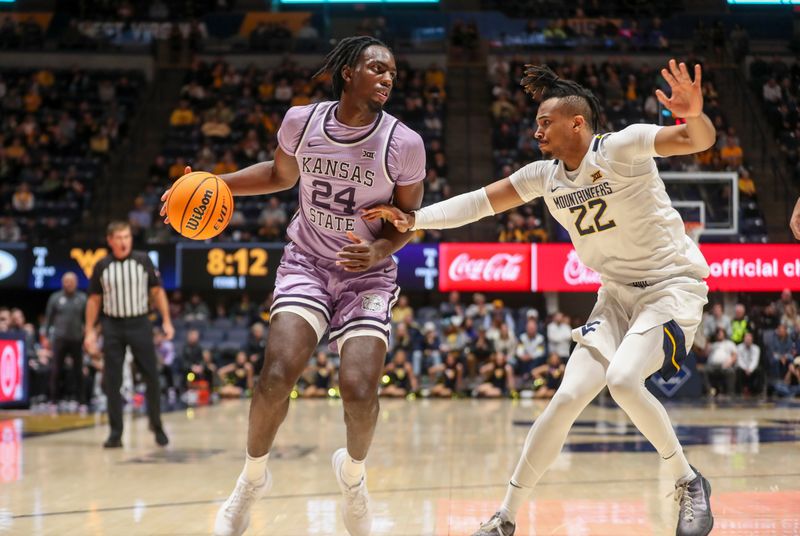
top-left (663, 449), bottom-right (695, 484)
top-left (241, 451), bottom-right (269, 484)
top-left (499, 479), bottom-right (529, 523)
top-left (341, 453), bottom-right (365, 487)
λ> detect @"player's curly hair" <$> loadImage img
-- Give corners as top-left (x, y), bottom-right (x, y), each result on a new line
top-left (313, 36), bottom-right (390, 99)
top-left (520, 64), bottom-right (603, 132)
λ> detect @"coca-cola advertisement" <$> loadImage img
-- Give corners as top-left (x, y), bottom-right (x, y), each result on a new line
top-left (439, 243), bottom-right (531, 292)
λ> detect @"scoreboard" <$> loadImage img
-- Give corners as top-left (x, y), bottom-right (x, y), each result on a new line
top-left (176, 244), bottom-right (281, 291)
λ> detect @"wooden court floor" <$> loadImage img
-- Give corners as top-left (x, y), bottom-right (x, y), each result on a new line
top-left (2, 397), bottom-right (800, 535)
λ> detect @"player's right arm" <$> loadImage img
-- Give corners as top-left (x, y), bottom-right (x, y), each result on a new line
top-left (362, 160), bottom-right (548, 232)
top-left (160, 104), bottom-right (314, 221)
top-left (219, 148), bottom-right (300, 196)
top-left (159, 150), bottom-right (299, 222)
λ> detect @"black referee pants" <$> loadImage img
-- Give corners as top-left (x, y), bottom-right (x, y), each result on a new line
top-left (102, 316), bottom-right (163, 439)
top-left (49, 337), bottom-right (85, 404)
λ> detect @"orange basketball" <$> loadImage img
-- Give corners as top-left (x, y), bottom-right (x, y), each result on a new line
top-left (166, 171), bottom-right (234, 240)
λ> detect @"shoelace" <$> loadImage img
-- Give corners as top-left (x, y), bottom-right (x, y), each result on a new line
top-left (343, 481), bottom-right (369, 518)
top-left (224, 482), bottom-right (260, 518)
top-left (670, 482), bottom-right (695, 522)
top-left (479, 515), bottom-right (507, 535)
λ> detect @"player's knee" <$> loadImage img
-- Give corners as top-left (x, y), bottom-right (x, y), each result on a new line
top-left (549, 389), bottom-right (584, 413)
top-left (605, 366), bottom-right (638, 400)
top-left (340, 380), bottom-right (378, 411)
top-left (256, 362), bottom-right (297, 399)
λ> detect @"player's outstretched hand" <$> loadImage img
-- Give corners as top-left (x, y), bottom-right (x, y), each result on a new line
top-left (159, 165), bottom-right (192, 224)
top-left (655, 59), bottom-right (703, 119)
top-left (361, 204), bottom-right (415, 233)
top-left (791, 197), bottom-right (800, 240)
top-left (336, 231), bottom-right (383, 272)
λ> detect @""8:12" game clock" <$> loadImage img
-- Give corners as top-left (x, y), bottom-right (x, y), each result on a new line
top-left (177, 244), bottom-right (281, 290)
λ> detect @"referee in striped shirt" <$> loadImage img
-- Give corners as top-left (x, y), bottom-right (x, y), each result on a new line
top-left (84, 221), bottom-right (174, 448)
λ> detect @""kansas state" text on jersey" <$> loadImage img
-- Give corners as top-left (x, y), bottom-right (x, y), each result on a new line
top-left (301, 157), bottom-right (375, 187)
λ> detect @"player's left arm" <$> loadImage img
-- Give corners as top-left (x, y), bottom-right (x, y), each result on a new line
top-left (336, 181), bottom-right (424, 272)
top-left (653, 59), bottom-right (716, 157)
top-left (337, 129), bottom-right (427, 273)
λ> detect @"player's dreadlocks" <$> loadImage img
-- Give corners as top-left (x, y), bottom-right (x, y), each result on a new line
top-left (313, 36), bottom-right (389, 99)
top-left (520, 64), bottom-right (603, 132)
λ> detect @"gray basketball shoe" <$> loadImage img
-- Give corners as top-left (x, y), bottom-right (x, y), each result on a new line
top-left (471, 512), bottom-right (515, 536)
top-left (674, 465), bottom-right (714, 536)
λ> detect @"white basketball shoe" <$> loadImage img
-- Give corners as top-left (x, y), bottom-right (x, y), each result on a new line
top-left (332, 448), bottom-right (373, 536)
top-left (213, 470), bottom-right (272, 536)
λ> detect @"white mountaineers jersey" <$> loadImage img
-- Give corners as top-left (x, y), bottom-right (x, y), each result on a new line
top-left (509, 124), bottom-right (710, 285)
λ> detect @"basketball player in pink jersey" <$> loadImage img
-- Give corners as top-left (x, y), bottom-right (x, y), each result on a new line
top-left (160, 37), bottom-right (426, 535)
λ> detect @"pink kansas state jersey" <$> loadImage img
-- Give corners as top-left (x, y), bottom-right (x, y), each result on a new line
top-left (277, 101), bottom-right (425, 261)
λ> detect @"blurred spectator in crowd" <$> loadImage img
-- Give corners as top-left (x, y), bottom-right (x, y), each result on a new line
top-left (181, 328), bottom-right (203, 380)
top-left (706, 328), bottom-right (738, 397)
top-left (428, 350), bottom-right (463, 397)
top-left (43, 272), bottom-right (87, 412)
top-left (703, 303), bottom-right (732, 340)
top-left (547, 312), bottom-right (572, 361)
top-left (128, 196), bottom-right (152, 237)
top-left (390, 321), bottom-right (415, 356)
top-left (381, 349), bottom-right (417, 397)
top-left (450, 19), bottom-right (480, 60)
top-left (392, 294), bottom-right (414, 324)
top-left (736, 332), bottom-right (760, 396)
top-left (738, 168), bottom-right (757, 199)
top-left (490, 322), bottom-right (517, 358)
top-left (12, 183), bottom-right (34, 212)
top-left (730, 303), bottom-right (753, 345)
top-left (302, 351), bottom-right (335, 398)
top-left (532, 352), bottom-right (565, 399)
top-left (465, 327), bottom-right (494, 378)
top-left (466, 292), bottom-right (493, 328)
top-left (231, 292), bottom-right (256, 324)
top-left (769, 323), bottom-right (795, 396)
top-left (475, 352), bottom-right (514, 398)
top-left (154, 327), bottom-right (177, 398)
top-left (515, 314), bottom-right (546, 386)
top-left (417, 321), bottom-right (442, 376)
top-left (774, 289), bottom-right (798, 319)
top-left (775, 356), bottom-right (800, 398)
top-left (183, 293), bottom-right (210, 322)
top-left (245, 322), bottom-right (267, 370)
top-left (439, 291), bottom-right (465, 319)
top-left (170, 99), bottom-right (196, 126)
top-left (218, 351), bottom-right (253, 398)
top-left (719, 136), bottom-right (743, 168)
top-left (0, 217), bottom-right (21, 242)
top-left (762, 78), bottom-right (782, 104)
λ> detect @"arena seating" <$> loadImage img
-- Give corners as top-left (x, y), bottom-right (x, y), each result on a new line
top-left (0, 67), bottom-right (144, 242)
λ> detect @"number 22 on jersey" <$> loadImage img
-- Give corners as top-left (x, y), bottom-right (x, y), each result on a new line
top-left (569, 198), bottom-right (616, 236)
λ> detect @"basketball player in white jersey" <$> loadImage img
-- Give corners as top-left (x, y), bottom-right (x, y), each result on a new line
top-left (364, 60), bottom-right (716, 536)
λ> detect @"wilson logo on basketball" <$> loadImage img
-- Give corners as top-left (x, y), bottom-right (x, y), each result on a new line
top-left (186, 189), bottom-right (214, 231)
